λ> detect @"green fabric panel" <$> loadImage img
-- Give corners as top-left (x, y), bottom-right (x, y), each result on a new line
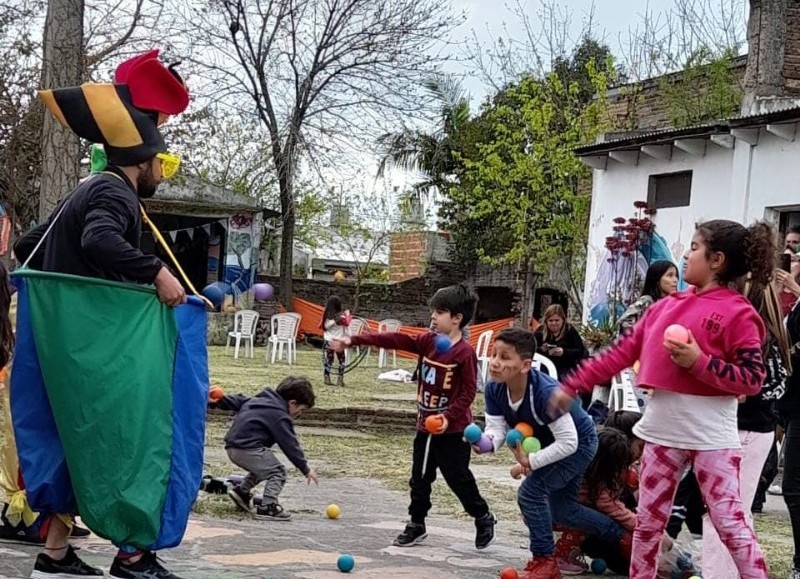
top-left (26, 270), bottom-right (177, 547)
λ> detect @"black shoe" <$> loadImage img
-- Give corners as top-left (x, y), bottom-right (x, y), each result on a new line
top-left (0, 520), bottom-right (44, 545)
top-left (253, 502), bottom-right (291, 521)
top-left (109, 551), bottom-right (182, 579)
top-left (227, 485), bottom-right (252, 512)
top-left (70, 524), bottom-right (91, 539)
top-left (31, 545), bottom-right (104, 577)
top-left (475, 512), bottom-right (496, 549)
top-left (393, 522), bottom-right (427, 547)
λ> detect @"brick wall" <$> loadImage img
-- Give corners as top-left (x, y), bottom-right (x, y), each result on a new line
top-left (784, 3), bottom-right (800, 93)
top-left (389, 231), bottom-right (429, 282)
top-left (606, 56), bottom-right (747, 131)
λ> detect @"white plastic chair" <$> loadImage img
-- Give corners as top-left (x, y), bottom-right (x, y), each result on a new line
top-left (377, 318), bottom-right (402, 368)
top-left (532, 353), bottom-right (558, 378)
top-left (609, 369), bottom-right (642, 413)
top-left (345, 317), bottom-right (368, 365)
top-left (225, 310), bottom-right (259, 359)
top-left (268, 312), bottom-right (301, 364)
top-left (476, 330), bottom-right (494, 387)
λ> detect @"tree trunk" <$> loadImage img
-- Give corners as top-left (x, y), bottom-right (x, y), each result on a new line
top-left (38, 0), bottom-right (84, 222)
top-left (514, 258), bottom-right (535, 329)
top-left (277, 149), bottom-right (295, 310)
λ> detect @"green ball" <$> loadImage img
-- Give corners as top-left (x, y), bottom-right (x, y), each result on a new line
top-left (522, 436), bottom-right (541, 453)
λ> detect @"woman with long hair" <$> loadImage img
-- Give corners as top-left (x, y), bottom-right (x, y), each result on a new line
top-left (534, 304), bottom-right (587, 379)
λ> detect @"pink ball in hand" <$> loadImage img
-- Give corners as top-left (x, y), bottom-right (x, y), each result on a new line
top-left (664, 324), bottom-right (690, 344)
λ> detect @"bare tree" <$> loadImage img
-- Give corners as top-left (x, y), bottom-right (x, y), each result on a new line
top-left (38, 0), bottom-right (85, 221)
top-left (175, 0), bottom-right (456, 308)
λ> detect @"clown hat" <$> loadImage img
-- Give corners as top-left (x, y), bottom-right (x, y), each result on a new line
top-left (38, 50), bottom-right (189, 166)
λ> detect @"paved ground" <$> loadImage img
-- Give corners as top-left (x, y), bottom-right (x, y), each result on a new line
top-left (0, 469), bottom-right (788, 579)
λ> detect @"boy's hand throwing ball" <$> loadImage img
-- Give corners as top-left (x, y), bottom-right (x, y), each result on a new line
top-left (306, 468), bottom-right (320, 485)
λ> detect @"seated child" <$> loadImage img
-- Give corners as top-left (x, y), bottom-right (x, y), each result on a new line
top-left (483, 328), bottom-right (629, 579)
top-left (216, 376), bottom-right (319, 520)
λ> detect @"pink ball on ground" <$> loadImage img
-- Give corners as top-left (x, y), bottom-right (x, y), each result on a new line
top-left (664, 323), bottom-right (690, 344)
top-left (253, 283), bottom-right (274, 301)
top-left (476, 434), bottom-right (494, 454)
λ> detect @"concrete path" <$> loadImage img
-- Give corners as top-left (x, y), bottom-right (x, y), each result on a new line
top-left (0, 472), bottom-right (788, 579)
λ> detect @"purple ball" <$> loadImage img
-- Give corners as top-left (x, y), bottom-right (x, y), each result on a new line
top-left (476, 434), bottom-right (493, 454)
top-left (253, 283), bottom-right (274, 301)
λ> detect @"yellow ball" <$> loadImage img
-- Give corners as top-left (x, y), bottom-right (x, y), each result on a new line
top-left (334, 271), bottom-right (346, 282)
top-left (326, 504), bottom-right (341, 519)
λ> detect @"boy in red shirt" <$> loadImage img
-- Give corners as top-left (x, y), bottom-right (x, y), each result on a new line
top-left (331, 284), bottom-right (495, 549)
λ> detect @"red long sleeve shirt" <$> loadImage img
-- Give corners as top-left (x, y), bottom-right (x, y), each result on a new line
top-left (350, 331), bottom-right (477, 434)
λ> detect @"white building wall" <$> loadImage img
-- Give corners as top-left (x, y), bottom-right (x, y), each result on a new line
top-left (745, 130), bottom-right (800, 221)
top-left (583, 144), bottom-right (734, 322)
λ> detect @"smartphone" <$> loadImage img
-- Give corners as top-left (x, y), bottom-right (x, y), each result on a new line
top-left (781, 253), bottom-right (792, 272)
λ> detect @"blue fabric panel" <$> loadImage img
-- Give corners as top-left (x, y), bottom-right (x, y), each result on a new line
top-left (9, 277), bottom-right (77, 514)
top-left (152, 296), bottom-right (208, 549)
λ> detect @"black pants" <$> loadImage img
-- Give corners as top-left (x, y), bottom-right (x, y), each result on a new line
top-left (409, 432), bottom-right (489, 523)
top-left (666, 469), bottom-right (705, 538)
top-left (753, 438), bottom-right (779, 511)
top-left (783, 418), bottom-right (800, 570)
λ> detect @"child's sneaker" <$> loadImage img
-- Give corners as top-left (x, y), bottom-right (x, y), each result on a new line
top-left (519, 556), bottom-right (561, 579)
top-left (227, 485), bottom-right (252, 512)
top-left (253, 502), bottom-right (291, 521)
top-left (393, 522), bottom-right (427, 547)
top-left (475, 512), bottom-right (496, 549)
top-left (556, 549), bottom-right (587, 575)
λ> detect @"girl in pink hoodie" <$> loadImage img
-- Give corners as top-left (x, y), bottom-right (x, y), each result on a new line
top-left (552, 219), bottom-right (774, 579)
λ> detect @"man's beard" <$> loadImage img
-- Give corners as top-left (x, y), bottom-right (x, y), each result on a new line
top-left (137, 163), bottom-right (159, 199)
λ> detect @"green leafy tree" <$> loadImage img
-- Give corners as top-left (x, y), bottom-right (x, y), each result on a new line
top-left (442, 60), bottom-right (612, 325)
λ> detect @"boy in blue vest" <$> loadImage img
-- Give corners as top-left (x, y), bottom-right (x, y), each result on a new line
top-left (482, 328), bottom-right (630, 579)
top-left (331, 284), bottom-right (495, 549)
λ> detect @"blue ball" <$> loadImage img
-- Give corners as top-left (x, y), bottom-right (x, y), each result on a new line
top-left (337, 554), bottom-right (355, 573)
top-left (506, 429), bottom-right (524, 448)
top-left (590, 558), bottom-right (607, 574)
top-left (202, 282), bottom-right (227, 307)
top-left (463, 423), bottom-right (482, 444)
top-left (434, 334), bottom-right (451, 353)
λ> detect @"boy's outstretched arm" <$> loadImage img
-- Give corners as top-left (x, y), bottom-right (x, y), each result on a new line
top-left (272, 415), bottom-right (311, 476)
top-left (332, 331), bottom-right (425, 355)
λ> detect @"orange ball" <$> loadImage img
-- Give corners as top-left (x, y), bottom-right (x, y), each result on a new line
top-left (424, 415), bottom-right (444, 433)
top-left (500, 567), bottom-right (519, 579)
top-left (515, 422), bottom-right (534, 438)
top-left (209, 386), bottom-right (224, 401)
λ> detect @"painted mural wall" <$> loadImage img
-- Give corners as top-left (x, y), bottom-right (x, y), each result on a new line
top-left (584, 144), bottom-right (735, 325)
top-left (224, 212), bottom-right (263, 292)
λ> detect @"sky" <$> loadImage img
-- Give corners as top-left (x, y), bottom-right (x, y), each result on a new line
top-left (446, 0), bottom-right (685, 104)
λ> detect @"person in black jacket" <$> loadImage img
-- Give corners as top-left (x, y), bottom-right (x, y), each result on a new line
top-left (534, 304), bottom-right (587, 379)
top-left (12, 50), bottom-right (189, 579)
top-left (778, 270), bottom-right (800, 579)
top-left (219, 377), bottom-right (319, 520)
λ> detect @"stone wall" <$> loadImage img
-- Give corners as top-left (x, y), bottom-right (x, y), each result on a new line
top-left (259, 260), bottom-right (465, 328)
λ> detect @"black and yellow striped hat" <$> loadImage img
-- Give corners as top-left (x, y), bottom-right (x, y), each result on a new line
top-left (39, 50), bottom-right (189, 166)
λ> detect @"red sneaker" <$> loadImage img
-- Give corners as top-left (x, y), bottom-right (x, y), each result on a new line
top-left (519, 556), bottom-right (562, 579)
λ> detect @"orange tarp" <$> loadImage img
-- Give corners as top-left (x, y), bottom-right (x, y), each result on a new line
top-left (291, 297), bottom-right (514, 360)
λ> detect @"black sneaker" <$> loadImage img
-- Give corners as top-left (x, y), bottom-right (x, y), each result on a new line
top-left (475, 512), bottom-right (496, 549)
top-left (393, 522), bottom-right (427, 547)
top-left (109, 550), bottom-right (182, 579)
top-left (70, 524), bottom-right (91, 539)
top-left (227, 485), bottom-right (252, 512)
top-left (253, 502), bottom-right (291, 521)
top-left (31, 545), bottom-right (104, 577)
top-left (0, 520), bottom-right (44, 545)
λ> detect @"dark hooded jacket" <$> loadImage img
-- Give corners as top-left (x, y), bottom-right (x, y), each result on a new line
top-left (222, 388), bottom-right (310, 475)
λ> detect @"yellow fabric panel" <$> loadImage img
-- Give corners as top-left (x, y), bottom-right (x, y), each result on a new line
top-left (82, 84), bottom-right (143, 148)
top-left (38, 90), bottom-right (68, 127)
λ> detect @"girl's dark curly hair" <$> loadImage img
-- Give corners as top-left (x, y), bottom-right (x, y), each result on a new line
top-left (583, 427), bottom-right (633, 504)
top-left (695, 220), bottom-right (776, 286)
top-left (0, 261), bottom-right (13, 369)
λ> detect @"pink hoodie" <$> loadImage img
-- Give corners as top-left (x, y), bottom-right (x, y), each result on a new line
top-left (563, 286), bottom-right (766, 398)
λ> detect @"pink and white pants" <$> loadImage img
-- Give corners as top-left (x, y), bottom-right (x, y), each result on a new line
top-left (633, 442), bottom-right (768, 579)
